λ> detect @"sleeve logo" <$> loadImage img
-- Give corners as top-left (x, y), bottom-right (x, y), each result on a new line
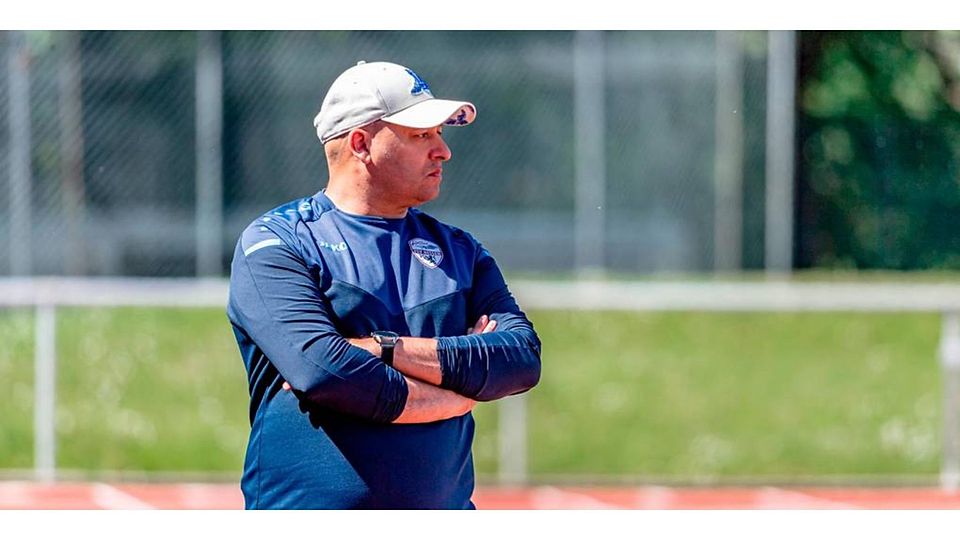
top-left (408, 238), bottom-right (443, 269)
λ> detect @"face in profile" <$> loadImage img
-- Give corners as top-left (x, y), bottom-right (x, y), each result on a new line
top-left (367, 123), bottom-right (452, 207)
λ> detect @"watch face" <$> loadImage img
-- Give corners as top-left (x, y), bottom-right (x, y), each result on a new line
top-left (373, 331), bottom-right (399, 345)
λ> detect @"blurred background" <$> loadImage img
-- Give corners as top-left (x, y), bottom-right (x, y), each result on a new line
top-left (3, 30), bottom-right (960, 488)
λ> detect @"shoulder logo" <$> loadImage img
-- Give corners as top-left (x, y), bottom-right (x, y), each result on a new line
top-left (405, 68), bottom-right (432, 97)
top-left (409, 238), bottom-right (443, 269)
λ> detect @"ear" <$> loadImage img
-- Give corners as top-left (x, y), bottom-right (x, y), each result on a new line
top-left (348, 129), bottom-right (373, 164)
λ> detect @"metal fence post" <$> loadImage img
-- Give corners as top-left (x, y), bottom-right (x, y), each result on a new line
top-left (498, 394), bottom-right (528, 485)
top-left (7, 30), bottom-right (32, 276)
top-left (573, 30), bottom-right (606, 277)
top-left (713, 30), bottom-right (745, 272)
top-left (59, 30), bottom-right (87, 276)
top-left (34, 303), bottom-right (57, 482)
top-left (764, 30), bottom-right (796, 275)
top-left (196, 30), bottom-right (224, 277)
top-left (940, 311), bottom-right (960, 492)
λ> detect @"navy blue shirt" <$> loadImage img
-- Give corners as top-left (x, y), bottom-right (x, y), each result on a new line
top-left (227, 191), bottom-right (541, 509)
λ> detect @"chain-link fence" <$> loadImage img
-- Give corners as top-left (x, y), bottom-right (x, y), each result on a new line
top-left (2, 30), bottom-right (775, 277)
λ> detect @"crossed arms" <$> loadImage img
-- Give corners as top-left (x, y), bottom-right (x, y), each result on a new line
top-left (345, 315), bottom-right (499, 424)
top-left (228, 232), bottom-right (541, 425)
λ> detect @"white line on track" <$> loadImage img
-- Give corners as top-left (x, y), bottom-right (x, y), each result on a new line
top-left (633, 486), bottom-right (679, 509)
top-left (755, 487), bottom-right (860, 509)
top-left (91, 483), bottom-right (155, 510)
top-left (530, 486), bottom-right (624, 509)
top-left (0, 482), bottom-right (33, 508)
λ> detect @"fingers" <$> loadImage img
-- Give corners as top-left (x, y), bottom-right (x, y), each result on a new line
top-left (282, 381), bottom-right (292, 391)
top-left (467, 315), bottom-right (497, 335)
top-left (468, 315), bottom-right (487, 335)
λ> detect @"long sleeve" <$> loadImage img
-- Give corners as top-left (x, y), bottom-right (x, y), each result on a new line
top-left (435, 246), bottom-right (541, 401)
top-left (228, 225), bottom-right (408, 423)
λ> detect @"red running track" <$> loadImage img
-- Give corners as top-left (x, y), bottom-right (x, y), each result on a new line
top-left (4, 482), bottom-right (960, 509)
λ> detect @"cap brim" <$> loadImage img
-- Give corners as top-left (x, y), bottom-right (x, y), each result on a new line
top-left (381, 99), bottom-right (477, 129)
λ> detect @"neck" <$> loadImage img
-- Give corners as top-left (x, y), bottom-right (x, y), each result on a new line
top-left (324, 175), bottom-right (408, 219)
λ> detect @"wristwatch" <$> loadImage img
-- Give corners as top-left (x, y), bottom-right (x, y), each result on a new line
top-left (370, 331), bottom-right (400, 366)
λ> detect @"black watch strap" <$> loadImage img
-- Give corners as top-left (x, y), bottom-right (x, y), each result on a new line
top-left (380, 342), bottom-right (395, 366)
top-left (371, 331), bottom-right (399, 367)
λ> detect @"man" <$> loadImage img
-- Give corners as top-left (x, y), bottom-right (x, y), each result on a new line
top-left (227, 61), bottom-right (542, 509)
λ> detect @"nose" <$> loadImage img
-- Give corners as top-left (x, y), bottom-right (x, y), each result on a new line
top-left (432, 134), bottom-right (452, 162)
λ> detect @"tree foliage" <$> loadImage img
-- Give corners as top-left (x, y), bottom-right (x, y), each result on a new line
top-left (798, 31), bottom-right (960, 269)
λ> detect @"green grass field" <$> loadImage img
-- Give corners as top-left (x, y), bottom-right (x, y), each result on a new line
top-left (0, 306), bottom-right (943, 481)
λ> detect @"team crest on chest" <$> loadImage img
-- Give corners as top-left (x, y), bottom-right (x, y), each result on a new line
top-left (409, 238), bottom-right (443, 269)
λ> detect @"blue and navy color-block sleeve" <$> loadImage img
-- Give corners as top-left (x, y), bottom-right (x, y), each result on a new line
top-left (228, 224), bottom-right (408, 423)
top-left (435, 246), bottom-right (542, 401)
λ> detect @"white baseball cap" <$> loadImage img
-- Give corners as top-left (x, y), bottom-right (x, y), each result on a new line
top-left (313, 61), bottom-right (477, 144)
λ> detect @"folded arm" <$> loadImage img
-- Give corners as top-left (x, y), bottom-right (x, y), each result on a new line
top-left (230, 229), bottom-right (471, 424)
top-left (392, 377), bottom-right (475, 424)
top-left (438, 247), bottom-right (542, 401)
top-left (228, 229), bottom-right (454, 422)
top-left (352, 248), bottom-right (542, 402)
top-left (348, 315), bottom-right (498, 387)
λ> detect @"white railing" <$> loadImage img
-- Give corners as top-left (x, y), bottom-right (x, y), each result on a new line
top-left (4, 277), bottom-right (960, 488)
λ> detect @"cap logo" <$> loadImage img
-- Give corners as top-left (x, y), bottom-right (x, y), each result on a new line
top-left (409, 238), bottom-right (443, 269)
top-left (445, 108), bottom-right (469, 126)
top-left (405, 68), bottom-right (433, 97)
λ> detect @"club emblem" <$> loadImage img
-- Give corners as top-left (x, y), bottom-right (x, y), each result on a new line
top-left (409, 238), bottom-right (443, 269)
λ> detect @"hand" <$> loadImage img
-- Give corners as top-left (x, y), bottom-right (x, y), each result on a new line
top-left (468, 314), bottom-right (497, 335)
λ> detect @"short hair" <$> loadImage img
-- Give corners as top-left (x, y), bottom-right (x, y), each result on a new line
top-left (323, 133), bottom-right (348, 164)
top-left (323, 121), bottom-right (386, 165)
